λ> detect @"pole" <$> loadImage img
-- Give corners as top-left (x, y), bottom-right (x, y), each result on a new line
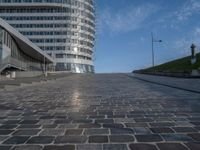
top-left (43, 51), bottom-right (45, 75)
top-left (151, 32), bottom-right (154, 67)
top-left (43, 41), bottom-right (46, 76)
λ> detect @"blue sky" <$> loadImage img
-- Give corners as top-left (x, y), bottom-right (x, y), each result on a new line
top-left (94, 0), bottom-right (200, 73)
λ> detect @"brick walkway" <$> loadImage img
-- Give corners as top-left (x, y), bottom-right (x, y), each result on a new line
top-left (0, 73), bottom-right (200, 150)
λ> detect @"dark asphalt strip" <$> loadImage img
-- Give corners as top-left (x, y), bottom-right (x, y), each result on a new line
top-left (127, 75), bottom-right (200, 94)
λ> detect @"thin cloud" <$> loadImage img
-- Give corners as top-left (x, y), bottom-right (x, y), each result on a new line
top-left (194, 27), bottom-right (200, 36)
top-left (99, 3), bottom-right (158, 33)
top-left (154, 0), bottom-right (200, 30)
top-left (174, 0), bottom-right (200, 21)
top-left (171, 26), bottom-right (200, 56)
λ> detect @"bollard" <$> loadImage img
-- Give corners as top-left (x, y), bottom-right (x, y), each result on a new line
top-left (190, 43), bottom-right (200, 76)
top-left (191, 44), bottom-right (196, 64)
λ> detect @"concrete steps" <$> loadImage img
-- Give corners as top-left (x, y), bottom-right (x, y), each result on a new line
top-left (0, 73), bottom-right (73, 91)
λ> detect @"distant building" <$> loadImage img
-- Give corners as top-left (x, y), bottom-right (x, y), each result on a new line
top-left (0, 0), bottom-right (96, 73)
top-left (0, 18), bottom-right (53, 77)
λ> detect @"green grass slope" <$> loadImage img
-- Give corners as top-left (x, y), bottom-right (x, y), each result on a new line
top-left (143, 53), bottom-right (200, 73)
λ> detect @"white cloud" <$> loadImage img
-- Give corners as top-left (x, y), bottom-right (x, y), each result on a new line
top-left (99, 3), bottom-right (158, 33)
top-left (195, 27), bottom-right (200, 35)
top-left (174, 0), bottom-right (200, 21)
top-left (154, 0), bottom-right (200, 30)
top-left (171, 26), bottom-right (200, 56)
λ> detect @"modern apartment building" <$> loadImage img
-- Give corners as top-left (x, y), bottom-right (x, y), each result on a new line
top-left (0, 0), bottom-right (95, 73)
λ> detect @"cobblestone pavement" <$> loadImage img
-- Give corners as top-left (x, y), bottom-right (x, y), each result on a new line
top-left (0, 73), bottom-right (200, 150)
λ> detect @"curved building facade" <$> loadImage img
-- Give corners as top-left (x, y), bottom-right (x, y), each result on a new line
top-left (0, 0), bottom-right (95, 73)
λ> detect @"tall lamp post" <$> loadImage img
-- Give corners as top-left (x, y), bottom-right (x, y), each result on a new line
top-left (43, 40), bottom-right (47, 77)
top-left (151, 32), bottom-right (162, 67)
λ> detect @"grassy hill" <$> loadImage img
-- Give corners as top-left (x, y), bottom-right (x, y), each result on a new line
top-left (138, 53), bottom-right (200, 74)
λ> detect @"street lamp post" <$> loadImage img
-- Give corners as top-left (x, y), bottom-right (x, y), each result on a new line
top-left (151, 32), bottom-right (162, 67)
top-left (43, 41), bottom-right (47, 77)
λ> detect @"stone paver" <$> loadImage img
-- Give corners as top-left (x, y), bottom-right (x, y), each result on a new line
top-left (3, 136), bottom-right (29, 144)
top-left (161, 134), bottom-right (194, 141)
top-left (0, 136), bottom-right (9, 142)
top-left (55, 136), bottom-right (87, 144)
top-left (129, 143), bottom-right (157, 150)
top-left (65, 129), bottom-right (83, 135)
top-left (135, 134), bottom-right (163, 142)
top-left (12, 129), bottom-right (40, 136)
top-left (88, 135), bottom-right (108, 143)
top-left (109, 135), bottom-right (134, 142)
top-left (27, 136), bottom-right (54, 144)
top-left (0, 73), bottom-right (200, 149)
top-left (43, 145), bottom-right (75, 150)
top-left (188, 133), bottom-right (200, 141)
top-left (157, 143), bottom-right (188, 150)
top-left (103, 144), bottom-right (128, 150)
top-left (150, 127), bottom-right (174, 133)
top-left (185, 142), bottom-right (200, 150)
top-left (0, 146), bottom-right (12, 150)
top-left (76, 144), bottom-right (102, 150)
top-left (110, 127), bottom-right (134, 135)
top-left (12, 145), bottom-right (43, 150)
top-left (40, 129), bottom-right (64, 136)
top-left (84, 128), bottom-right (108, 135)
